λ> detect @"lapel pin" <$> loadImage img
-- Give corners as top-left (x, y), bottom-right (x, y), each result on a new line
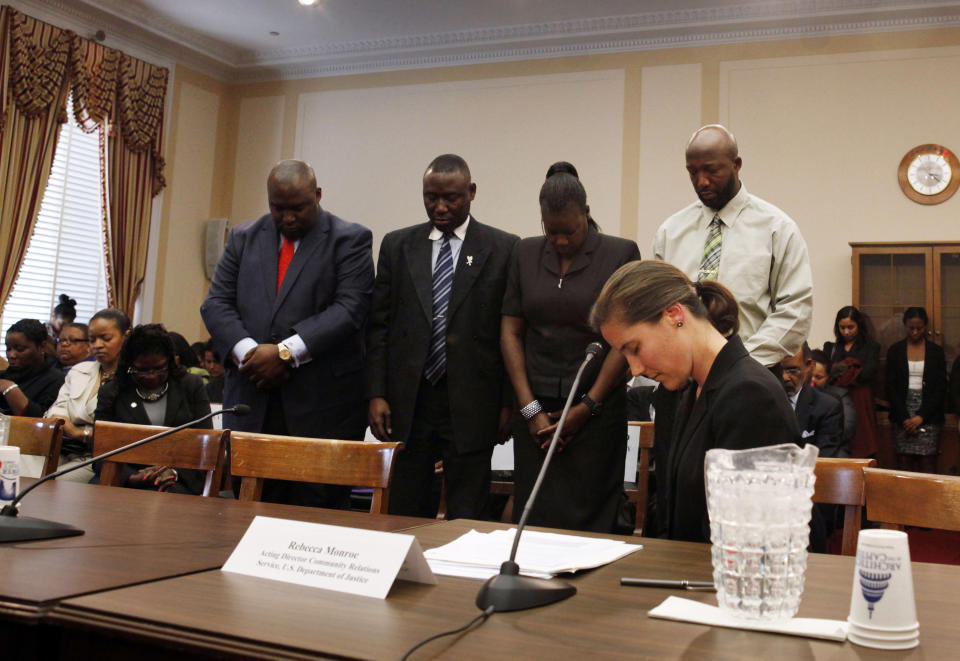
top-left (130, 402), bottom-right (138, 408)
top-left (466, 255), bottom-right (473, 266)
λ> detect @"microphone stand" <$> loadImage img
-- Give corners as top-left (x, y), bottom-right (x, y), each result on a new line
top-left (476, 344), bottom-right (602, 612)
top-left (0, 405), bottom-right (246, 543)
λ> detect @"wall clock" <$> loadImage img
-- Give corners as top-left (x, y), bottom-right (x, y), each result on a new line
top-left (898, 144), bottom-right (960, 205)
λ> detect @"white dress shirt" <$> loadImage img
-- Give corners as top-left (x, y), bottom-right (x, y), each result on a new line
top-left (428, 215), bottom-right (470, 272)
top-left (231, 236), bottom-right (311, 368)
top-left (653, 184), bottom-right (813, 367)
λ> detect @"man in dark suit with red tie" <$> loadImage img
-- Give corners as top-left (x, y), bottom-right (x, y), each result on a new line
top-left (365, 154), bottom-right (518, 519)
top-left (202, 159), bottom-right (374, 506)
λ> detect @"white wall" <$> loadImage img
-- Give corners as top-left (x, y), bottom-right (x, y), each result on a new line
top-left (720, 46), bottom-right (960, 346)
top-left (291, 70), bottom-right (625, 257)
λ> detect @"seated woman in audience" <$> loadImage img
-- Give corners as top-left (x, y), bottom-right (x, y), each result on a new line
top-left (47, 294), bottom-right (77, 337)
top-left (886, 307), bottom-right (946, 474)
top-left (810, 348), bottom-right (857, 444)
top-left (1, 319), bottom-right (65, 417)
top-left (46, 308), bottom-right (130, 482)
top-left (501, 168), bottom-right (640, 533)
top-left (169, 331), bottom-right (210, 384)
top-left (94, 323), bottom-right (211, 494)
top-left (823, 306), bottom-right (880, 458)
top-left (54, 322), bottom-right (92, 372)
top-left (591, 260), bottom-right (799, 543)
top-left (203, 341), bottom-right (225, 403)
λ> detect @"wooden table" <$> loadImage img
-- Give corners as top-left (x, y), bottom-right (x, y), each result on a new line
top-left (0, 478), bottom-right (429, 660)
top-left (48, 519), bottom-right (959, 659)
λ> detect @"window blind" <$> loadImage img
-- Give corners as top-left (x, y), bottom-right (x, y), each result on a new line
top-left (1, 113), bottom-right (109, 339)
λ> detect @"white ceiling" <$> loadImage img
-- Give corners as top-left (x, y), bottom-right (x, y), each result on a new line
top-left (23, 0), bottom-right (960, 81)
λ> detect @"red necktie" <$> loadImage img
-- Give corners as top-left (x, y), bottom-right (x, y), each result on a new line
top-left (277, 237), bottom-right (295, 292)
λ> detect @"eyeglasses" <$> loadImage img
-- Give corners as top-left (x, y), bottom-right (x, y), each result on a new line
top-left (56, 338), bottom-right (89, 346)
top-left (127, 366), bottom-right (169, 377)
top-left (782, 366), bottom-right (804, 376)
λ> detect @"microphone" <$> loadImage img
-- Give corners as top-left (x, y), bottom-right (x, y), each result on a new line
top-left (0, 404), bottom-right (250, 543)
top-left (476, 343), bottom-right (604, 612)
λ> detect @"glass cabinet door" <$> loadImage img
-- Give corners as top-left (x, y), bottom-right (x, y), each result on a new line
top-left (935, 247), bottom-right (960, 367)
top-left (853, 246), bottom-right (932, 359)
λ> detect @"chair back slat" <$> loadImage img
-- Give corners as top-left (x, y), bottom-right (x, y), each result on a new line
top-left (625, 421), bottom-right (654, 536)
top-left (93, 421), bottom-right (228, 497)
top-left (229, 431), bottom-right (402, 513)
top-left (863, 467), bottom-right (960, 532)
top-left (8, 416), bottom-right (64, 477)
top-left (812, 457), bottom-right (875, 556)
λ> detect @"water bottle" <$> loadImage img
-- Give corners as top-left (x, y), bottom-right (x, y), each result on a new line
top-left (0, 411), bottom-right (9, 446)
top-left (0, 445), bottom-right (20, 507)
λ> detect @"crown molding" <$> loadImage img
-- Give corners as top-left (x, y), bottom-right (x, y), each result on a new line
top-left (4, 0), bottom-right (232, 80)
top-left (9, 1), bottom-right (960, 83)
top-left (235, 9), bottom-right (960, 82)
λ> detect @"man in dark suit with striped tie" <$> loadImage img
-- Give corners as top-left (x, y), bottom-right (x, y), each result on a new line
top-left (365, 154), bottom-right (519, 519)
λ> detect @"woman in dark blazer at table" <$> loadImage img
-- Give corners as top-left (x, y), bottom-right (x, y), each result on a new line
top-left (501, 167), bottom-right (640, 533)
top-left (591, 260), bottom-right (800, 544)
top-left (94, 323), bottom-right (212, 495)
top-left (885, 307), bottom-right (946, 474)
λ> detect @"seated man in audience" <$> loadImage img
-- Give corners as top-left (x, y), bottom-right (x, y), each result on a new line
top-left (781, 342), bottom-right (847, 458)
top-left (810, 348), bottom-right (857, 443)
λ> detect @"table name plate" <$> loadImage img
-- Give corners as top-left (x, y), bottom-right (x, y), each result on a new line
top-left (222, 516), bottom-right (436, 599)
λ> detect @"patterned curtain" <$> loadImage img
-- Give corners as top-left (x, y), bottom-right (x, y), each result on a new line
top-left (0, 7), bottom-right (168, 319)
top-left (0, 7), bottom-right (72, 313)
top-left (102, 54), bottom-right (168, 316)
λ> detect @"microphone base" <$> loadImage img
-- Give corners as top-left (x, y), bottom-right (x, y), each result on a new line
top-left (0, 509), bottom-right (84, 543)
top-left (475, 561), bottom-right (576, 612)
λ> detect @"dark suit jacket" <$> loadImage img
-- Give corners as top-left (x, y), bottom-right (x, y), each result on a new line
top-left (665, 336), bottom-right (800, 543)
top-left (795, 384), bottom-right (847, 458)
top-left (821, 383), bottom-right (856, 442)
top-left (365, 218), bottom-right (518, 454)
top-left (201, 208), bottom-right (374, 437)
top-left (94, 374), bottom-right (212, 494)
top-left (885, 339), bottom-right (947, 426)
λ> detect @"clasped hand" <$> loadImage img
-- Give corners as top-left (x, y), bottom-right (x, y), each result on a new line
top-left (903, 415), bottom-right (924, 434)
top-left (529, 403), bottom-right (591, 452)
top-left (239, 344), bottom-right (291, 389)
top-left (127, 465), bottom-right (177, 491)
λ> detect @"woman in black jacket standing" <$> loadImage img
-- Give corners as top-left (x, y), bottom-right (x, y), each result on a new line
top-left (823, 306), bottom-right (880, 458)
top-left (885, 307), bottom-right (946, 474)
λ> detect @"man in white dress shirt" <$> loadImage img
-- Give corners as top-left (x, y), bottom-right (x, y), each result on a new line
top-left (653, 124), bottom-right (813, 367)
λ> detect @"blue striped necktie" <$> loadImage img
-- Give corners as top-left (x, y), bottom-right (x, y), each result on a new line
top-left (697, 215), bottom-right (722, 282)
top-left (424, 233), bottom-right (454, 384)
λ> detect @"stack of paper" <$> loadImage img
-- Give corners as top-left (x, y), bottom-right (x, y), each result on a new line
top-left (424, 528), bottom-right (642, 580)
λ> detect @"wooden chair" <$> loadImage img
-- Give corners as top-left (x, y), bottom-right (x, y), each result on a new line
top-left (812, 457), bottom-right (876, 555)
top-left (229, 431), bottom-right (403, 514)
top-left (93, 421), bottom-right (228, 497)
top-left (624, 421), bottom-right (655, 536)
top-left (863, 467), bottom-right (960, 531)
top-left (8, 416), bottom-right (65, 477)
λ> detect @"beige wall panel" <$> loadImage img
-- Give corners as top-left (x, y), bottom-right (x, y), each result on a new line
top-left (293, 70), bottom-right (625, 256)
top-left (231, 95), bottom-right (285, 223)
top-left (159, 82), bottom-right (220, 341)
top-left (720, 47), bottom-right (960, 348)
top-left (636, 64), bottom-right (702, 254)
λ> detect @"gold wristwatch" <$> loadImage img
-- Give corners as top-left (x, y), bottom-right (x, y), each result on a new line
top-left (277, 342), bottom-right (293, 364)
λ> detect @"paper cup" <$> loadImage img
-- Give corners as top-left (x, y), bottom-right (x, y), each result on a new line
top-left (847, 530), bottom-right (918, 633)
top-left (848, 622), bottom-right (918, 641)
top-left (848, 629), bottom-right (918, 650)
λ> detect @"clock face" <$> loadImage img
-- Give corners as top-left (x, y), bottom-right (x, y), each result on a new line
top-left (907, 153), bottom-right (951, 195)
top-left (898, 144), bottom-right (960, 205)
